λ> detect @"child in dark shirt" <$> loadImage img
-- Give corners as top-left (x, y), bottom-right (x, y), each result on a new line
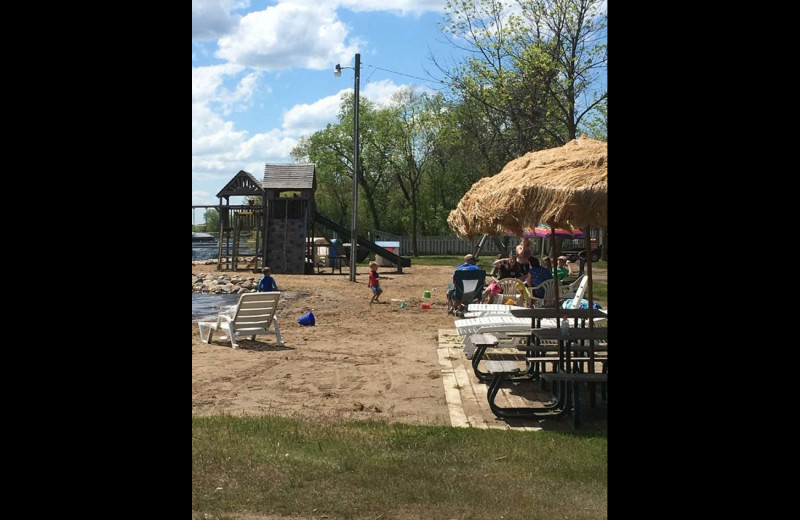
top-left (257, 266), bottom-right (279, 292)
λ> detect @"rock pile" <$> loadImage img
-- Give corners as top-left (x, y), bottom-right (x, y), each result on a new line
top-left (192, 272), bottom-right (259, 294)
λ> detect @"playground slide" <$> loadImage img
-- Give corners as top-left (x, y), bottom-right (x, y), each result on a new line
top-left (314, 212), bottom-right (411, 268)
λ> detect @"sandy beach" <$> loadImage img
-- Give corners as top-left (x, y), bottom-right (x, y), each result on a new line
top-left (192, 262), bottom-right (606, 426)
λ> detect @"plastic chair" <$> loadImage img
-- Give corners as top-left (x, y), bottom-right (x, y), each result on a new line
top-left (493, 278), bottom-right (530, 307)
top-left (198, 292), bottom-right (284, 348)
top-left (449, 269), bottom-right (486, 317)
top-left (529, 279), bottom-right (556, 308)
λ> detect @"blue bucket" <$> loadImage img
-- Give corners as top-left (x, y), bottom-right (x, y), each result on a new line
top-left (298, 311), bottom-right (316, 326)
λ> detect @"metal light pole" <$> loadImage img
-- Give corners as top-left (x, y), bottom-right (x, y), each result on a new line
top-left (335, 53), bottom-right (360, 282)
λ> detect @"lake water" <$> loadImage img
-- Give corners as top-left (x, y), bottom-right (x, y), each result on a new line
top-left (192, 246), bottom-right (248, 322)
top-left (192, 293), bottom-right (240, 322)
top-left (192, 246), bottom-right (218, 261)
top-left (192, 244), bottom-right (257, 261)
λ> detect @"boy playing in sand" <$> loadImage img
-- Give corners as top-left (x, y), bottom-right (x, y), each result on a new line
top-left (368, 261), bottom-right (393, 303)
top-left (257, 266), bottom-right (279, 292)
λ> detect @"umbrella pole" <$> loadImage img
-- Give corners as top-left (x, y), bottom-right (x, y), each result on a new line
top-left (584, 226), bottom-right (594, 328)
top-left (548, 222), bottom-right (559, 311)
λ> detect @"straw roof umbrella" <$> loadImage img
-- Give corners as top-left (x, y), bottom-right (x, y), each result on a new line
top-left (447, 136), bottom-right (607, 311)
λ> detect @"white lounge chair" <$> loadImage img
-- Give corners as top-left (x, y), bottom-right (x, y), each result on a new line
top-left (560, 275), bottom-right (590, 309)
top-left (463, 303), bottom-right (527, 318)
top-left (198, 292), bottom-right (284, 349)
top-left (454, 315), bottom-right (533, 336)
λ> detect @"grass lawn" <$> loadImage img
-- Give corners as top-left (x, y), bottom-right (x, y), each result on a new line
top-left (193, 415), bottom-right (607, 520)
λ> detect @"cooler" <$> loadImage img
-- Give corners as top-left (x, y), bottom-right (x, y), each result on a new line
top-left (374, 241), bottom-right (400, 267)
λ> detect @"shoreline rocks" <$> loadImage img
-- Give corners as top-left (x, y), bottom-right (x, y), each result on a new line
top-left (192, 271), bottom-right (259, 294)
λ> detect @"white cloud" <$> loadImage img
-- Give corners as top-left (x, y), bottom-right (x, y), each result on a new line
top-left (192, 64), bottom-right (244, 103)
top-left (192, 0), bottom-right (251, 40)
top-left (192, 103), bottom-right (248, 157)
top-left (215, 3), bottom-right (361, 70)
top-left (278, 79), bottom-right (411, 139)
top-left (237, 130), bottom-right (299, 161)
top-left (333, 0), bottom-right (446, 15)
top-left (362, 79), bottom-right (410, 107)
top-left (192, 1), bottom-right (443, 192)
top-left (279, 0), bottom-right (445, 15)
top-left (282, 93), bottom-right (344, 137)
top-left (192, 101), bottom-right (299, 183)
top-left (193, 64), bottom-right (261, 119)
top-left (191, 81), bottom-right (414, 184)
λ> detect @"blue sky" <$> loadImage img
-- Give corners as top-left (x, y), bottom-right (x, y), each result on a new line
top-left (192, 0), bottom-right (466, 223)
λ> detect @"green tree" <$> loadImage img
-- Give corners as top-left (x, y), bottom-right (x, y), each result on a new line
top-left (436, 0), bottom-right (607, 147)
top-left (292, 94), bottom-right (398, 235)
top-left (517, 0), bottom-right (607, 141)
top-left (203, 208), bottom-right (220, 234)
top-left (383, 88), bottom-right (448, 255)
top-left (579, 98), bottom-right (606, 141)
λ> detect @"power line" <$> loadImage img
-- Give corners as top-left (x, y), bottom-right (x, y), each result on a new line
top-left (363, 64), bottom-right (445, 85)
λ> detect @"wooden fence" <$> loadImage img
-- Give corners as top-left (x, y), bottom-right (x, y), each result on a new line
top-left (371, 231), bottom-right (505, 256)
top-left (194, 228), bottom-right (599, 258)
top-left (370, 229), bottom-right (601, 257)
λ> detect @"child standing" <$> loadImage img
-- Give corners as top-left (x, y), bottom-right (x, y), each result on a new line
top-left (368, 261), bottom-right (392, 303)
top-left (257, 266), bottom-right (279, 292)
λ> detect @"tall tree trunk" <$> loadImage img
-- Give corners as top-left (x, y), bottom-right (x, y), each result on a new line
top-left (358, 162), bottom-right (381, 232)
top-left (411, 191), bottom-right (418, 256)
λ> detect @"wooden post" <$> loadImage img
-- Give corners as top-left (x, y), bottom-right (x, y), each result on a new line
top-left (253, 208), bottom-right (260, 272)
top-left (216, 198), bottom-right (224, 271)
top-left (304, 199), bottom-right (310, 273)
top-left (261, 194), bottom-right (269, 268)
top-left (585, 225), bottom-right (594, 328)
top-left (224, 203), bottom-right (231, 270)
top-left (548, 221), bottom-right (559, 312)
top-left (232, 210), bottom-right (239, 271)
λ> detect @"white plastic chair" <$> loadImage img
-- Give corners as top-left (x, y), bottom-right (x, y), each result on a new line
top-left (529, 279), bottom-right (556, 308)
top-left (198, 292), bottom-right (284, 349)
top-left (493, 278), bottom-right (530, 306)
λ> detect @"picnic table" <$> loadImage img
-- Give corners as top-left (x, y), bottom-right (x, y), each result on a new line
top-left (484, 322), bottom-right (608, 428)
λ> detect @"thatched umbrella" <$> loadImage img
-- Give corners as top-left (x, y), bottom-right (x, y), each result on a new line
top-left (447, 136), bottom-right (607, 312)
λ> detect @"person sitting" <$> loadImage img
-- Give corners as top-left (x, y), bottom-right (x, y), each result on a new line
top-left (257, 266), bottom-right (279, 292)
top-left (541, 256), bottom-right (553, 272)
top-left (556, 255), bottom-right (573, 281)
top-left (492, 254), bottom-right (525, 280)
top-left (455, 253), bottom-right (480, 273)
top-left (448, 254), bottom-right (482, 316)
top-left (522, 257), bottom-right (553, 299)
top-left (481, 279), bottom-right (503, 303)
